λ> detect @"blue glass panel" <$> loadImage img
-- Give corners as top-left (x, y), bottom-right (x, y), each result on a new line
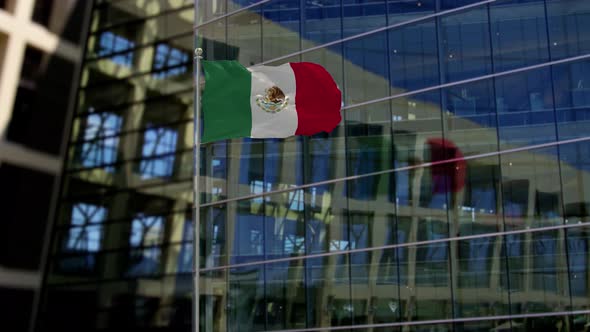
top-left (303, 0), bottom-right (342, 44)
top-left (567, 228), bottom-right (589, 306)
top-left (231, 211), bottom-right (266, 264)
top-left (65, 203), bottom-right (107, 252)
top-left (490, 0), bottom-right (549, 72)
top-left (227, 265), bottom-right (265, 330)
top-left (389, 20), bottom-right (439, 92)
top-left (127, 214), bottom-right (164, 276)
top-left (504, 230), bottom-right (569, 315)
top-left (177, 219), bottom-right (193, 273)
top-left (408, 239), bottom-right (452, 321)
top-left (202, 206), bottom-right (227, 268)
top-left (553, 59), bottom-right (590, 140)
top-left (443, 79), bottom-right (497, 155)
top-left (63, 203), bottom-right (107, 271)
top-left (342, 0), bottom-right (387, 37)
top-left (417, 221), bottom-right (449, 269)
top-left (458, 236), bottom-right (494, 287)
top-left (152, 44), bottom-right (189, 79)
top-left (455, 234), bottom-right (510, 319)
top-left (387, 0), bottom-right (435, 24)
top-left (439, 6), bottom-right (492, 82)
top-left (501, 146), bottom-right (563, 230)
top-left (139, 127), bottom-right (178, 178)
top-left (346, 102), bottom-right (391, 201)
top-left (98, 31), bottom-right (135, 66)
top-left (440, 0), bottom-right (491, 10)
top-left (79, 112), bottom-right (122, 171)
top-left (264, 261), bottom-right (306, 330)
top-left (501, 233), bottom-right (524, 291)
top-left (495, 68), bottom-right (556, 148)
top-left (227, 6), bottom-right (262, 65)
top-left (547, 0), bottom-right (590, 60)
top-left (344, 31), bottom-right (389, 105)
top-left (262, 0), bottom-right (301, 61)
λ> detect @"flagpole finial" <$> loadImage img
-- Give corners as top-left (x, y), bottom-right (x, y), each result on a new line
top-left (195, 48), bottom-right (203, 59)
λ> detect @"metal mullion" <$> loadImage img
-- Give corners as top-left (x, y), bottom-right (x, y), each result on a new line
top-left (200, 222), bottom-right (590, 275)
top-left (199, 136), bottom-right (590, 209)
top-left (92, 4), bottom-right (193, 35)
top-left (76, 87), bottom-right (192, 117)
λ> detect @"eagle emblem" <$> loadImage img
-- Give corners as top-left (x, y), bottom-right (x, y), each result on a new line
top-left (255, 86), bottom-right (289, 113)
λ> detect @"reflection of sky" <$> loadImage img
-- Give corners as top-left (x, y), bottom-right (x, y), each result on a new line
top-left (227, 1), bottom-right (590, 146)
top-left (568, 234), bottom-right (589, 295)
top-left (152, 44), bottom-right (189, 79)
top-left (130, 214), bottom-right (163, 247)
top-left (81, 112), bottom-right (122, 171)
top-left (127, 214), bottom-right (164, 276)
top-left (67, 203), bottom-right (107, 252)
top-left (98, 31), bottom-right (135, 66)
top-left (140, 127), bottom-right (178, 179)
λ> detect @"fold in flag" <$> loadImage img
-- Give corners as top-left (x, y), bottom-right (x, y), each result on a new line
top-left (201, 60), bottom-right (342, 143)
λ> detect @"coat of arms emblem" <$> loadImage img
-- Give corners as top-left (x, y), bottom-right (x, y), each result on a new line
top-left (255, 86), bottom-right (289, 113)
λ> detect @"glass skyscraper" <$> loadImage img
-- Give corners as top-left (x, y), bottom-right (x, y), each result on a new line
top-left (37, 0), bottom-right (590, 331)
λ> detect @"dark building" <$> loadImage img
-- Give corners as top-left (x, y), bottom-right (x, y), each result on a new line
top-left (37, 0), bottom-right (590, 332)
top-left (0, 1), bottom-right (92, 331)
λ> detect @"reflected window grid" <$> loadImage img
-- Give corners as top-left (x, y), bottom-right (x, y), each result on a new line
top-left (79, 111), bottom-right (122, 171)
top-left (139, 126), bottom-right (178, 179)
top-left (152, 44), bottom-right (190, 79)
top-left (98, 31), bottom-right (135, 66)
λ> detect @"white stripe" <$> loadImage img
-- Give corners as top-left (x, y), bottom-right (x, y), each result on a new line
top-left (249, 63), bottom-right (298, 138)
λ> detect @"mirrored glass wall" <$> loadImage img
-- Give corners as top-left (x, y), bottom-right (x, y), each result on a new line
top-left (38, 0), bottom-right (590, 332)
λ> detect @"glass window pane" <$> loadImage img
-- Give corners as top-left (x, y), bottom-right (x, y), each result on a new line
top-left (346, 101), bottom-right (392, 202)
top-left (504, 230), bottom-right (570, 316)
top-left (343, 0), bottom-right (387, 37)
top-left (403, 241), bottom-right (453, 322)
top-left (553, 59), bottom-right (590, 140)
top-left (560, 141), bottom-right (590, 225)
top-left (454, 235), bottom-right (511, 319)
top-left (227, 7), bottom-right (262, 66)
top-left (303, 0), bottom-right (342, 45)
top-left (262, 0), bottom-right (301, 62)
top-left (200, 270), bottom-right (227, 332)
top-left (496, 68), bottom-right (557, 148)
top-left (443, 79), bottom-right (498, 156)
top-left (265, 261), bottom-right (306, 330)
top-left (566, 227), bottom-right (590, 310)
top-left (547, 0), bottom-right (590, 60)
top-left (344, 31), bottom-right (389, 106)
top-left (390, 20), bottom-right (439, 93)
top-left (439, 6), bottom-right (492, 82)
top-left (388, 0), bottom-right (435, 25)
top-left (139, 127), bottom-right (179, 179)
top-left (227, 265), bottom-right (265, 330)
top-left (501, 147), bottom-right (563, 230)
top-left (490, 0), bottom-right (550, 72)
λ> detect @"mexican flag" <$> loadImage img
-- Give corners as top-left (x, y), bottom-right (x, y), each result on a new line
top-left (200, 60), bottom-right (342, 143)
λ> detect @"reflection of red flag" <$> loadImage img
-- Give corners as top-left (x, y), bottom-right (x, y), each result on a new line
top-left (426, 138), bottom-right (466, 193)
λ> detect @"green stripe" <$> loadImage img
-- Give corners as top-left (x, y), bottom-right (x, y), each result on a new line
top-left (201, 60), bottom-right (252, 143)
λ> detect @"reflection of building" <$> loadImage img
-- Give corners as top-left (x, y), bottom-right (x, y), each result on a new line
top-left (0, 1), bottom-right (91, 331)
top-left (37, 1), bottom-right (590, 332)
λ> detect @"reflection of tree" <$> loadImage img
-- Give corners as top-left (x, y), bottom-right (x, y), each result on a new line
top-left (79, 112), bottom-right (122, 170)
top-left (66, 203), bottom-right (106, 252)
top-left (61, 203), bottom-right (107, 272)
top-left (139, 126), bottom-right (178, 178)
top-left (127, 214), bottom-right (164, 276)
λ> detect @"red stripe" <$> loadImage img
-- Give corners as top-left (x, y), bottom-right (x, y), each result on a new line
top-left (290, 62), bottom-right (342, 135)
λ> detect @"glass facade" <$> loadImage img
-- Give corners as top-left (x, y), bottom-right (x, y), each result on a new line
top-left (38, 0), bottom-right (590, 332)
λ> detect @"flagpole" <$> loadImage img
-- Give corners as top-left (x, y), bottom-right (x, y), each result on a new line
top-left (193, 46), bottom-right (203, 332)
